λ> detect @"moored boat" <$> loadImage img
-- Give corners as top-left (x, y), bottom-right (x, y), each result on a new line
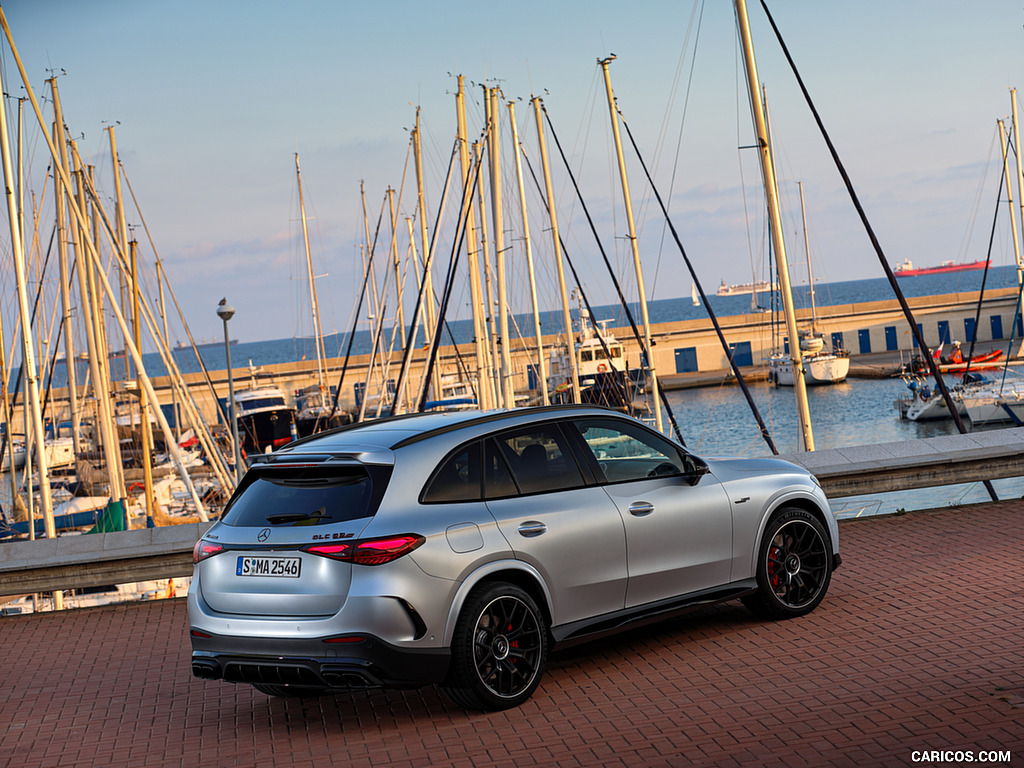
top-left (894, 258), bottom-right (989, 276)
top-left (233, 385), bottom-right (297, 454)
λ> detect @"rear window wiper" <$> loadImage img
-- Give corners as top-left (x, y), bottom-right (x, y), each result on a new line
top-left (265, 507), bottom-right (329, 525)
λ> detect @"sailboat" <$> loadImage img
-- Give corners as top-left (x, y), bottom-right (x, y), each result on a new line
top-left (768, 182), bottom-right (850, 386)
top-left (691, 283), bottom-right (700, 306)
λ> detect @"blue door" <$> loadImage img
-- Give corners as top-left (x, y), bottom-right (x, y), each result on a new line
top-left (353, 381), bottom-right (366, 408)
top-left (674, 347), bottom-right (698, 373)
top-left (991, 315), bottom-right (1004, 340)
top-left (160, 403), bottom-right (180, 429)
top-left (937, 320), bottom-right (951, 344)
top-left (885, 326), bottom-right (898, 351)
top-left (912, 323), bottom-right (924, 348)
top-left (728, 341), bottom-right (753, 367)
top-left (831, 331), bottom-right (844, 352)
top-left (858, 329), bottom-right (871, 354)
top-left (964, 317), bottom-right (976, 344)
top-left (527, 364), bottom-right (539, 390)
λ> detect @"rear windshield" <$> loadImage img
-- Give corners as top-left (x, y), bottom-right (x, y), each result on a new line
top-left (220, 464), bottom-right (391, 527)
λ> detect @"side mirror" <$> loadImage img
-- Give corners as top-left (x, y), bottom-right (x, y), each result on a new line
top-left (684, 454), bottom-right (710, 486)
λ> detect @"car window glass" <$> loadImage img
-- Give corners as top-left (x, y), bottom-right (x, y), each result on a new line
top-left (484, 438), bottom-right (519, 499)
top-left (574, 418), bottom-right (685, 483)
top-left (422, 443), bottom-right (482, 503)
top-left (221, 465), bottom-right (388, 526)
top-left (496, 424), bottom-right (585, 494)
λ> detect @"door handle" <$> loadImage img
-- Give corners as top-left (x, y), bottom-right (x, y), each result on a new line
top-left (518, 521), bottom-right (547, 538)
top-left (628, 502), bottom-right (654, 517)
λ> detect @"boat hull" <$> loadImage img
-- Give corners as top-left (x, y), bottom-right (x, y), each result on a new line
top-left (238, 408), bottom-right (296, 454)
top-left (894, 259), bottom-right (988, 276)
top-left (769, 353), bottom-right (850, 386)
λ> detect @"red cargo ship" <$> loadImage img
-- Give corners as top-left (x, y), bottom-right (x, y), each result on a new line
top-left (894, 258), bottom-right (989, 276)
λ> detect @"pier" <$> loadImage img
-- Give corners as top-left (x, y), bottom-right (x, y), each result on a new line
top-left (1, 497), bottom-right (1021, 766)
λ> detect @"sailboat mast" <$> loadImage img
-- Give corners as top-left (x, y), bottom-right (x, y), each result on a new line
top-left (412, 110), bottom-right (438, 372)
top-left (599, 56), bottom-right (663, 433)
top-left (998, 120), bottom-right (1023, 289)
top-left (71, 146), bottom-right (125, 504)
top-left (798, 181), bottom-right (818, 332)
top-left (735, 0), bottom-right (815, 451)
top-left (473, 139), bottom-right (501, 408)
top-left (456, 77), bottom-right (493, 409)
top-left (0, 74), bottom-right (55, 540)
top-left (1010, 95), bottom-right (1024, 291)
top-left (488, 87), bottom-right (515, 407)
top-left (49, 79), bottom-right (82, 457)
top-left (130, 238), bottom-right (156, 525)
top-left (508, 99), bottom-right (549, 405)
top-left (295, 153), bottom-right (328, 401)
top-left (532, 96), bottom-right (581, 403)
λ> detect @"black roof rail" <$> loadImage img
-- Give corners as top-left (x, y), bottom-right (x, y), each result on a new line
top-left (389, 404), bottom-right (622, 450)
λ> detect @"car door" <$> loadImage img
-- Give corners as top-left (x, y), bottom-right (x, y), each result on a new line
top-left (570, 417), bottom-right (733, 609)
top-left (484, 422), bottom-right (628, 626)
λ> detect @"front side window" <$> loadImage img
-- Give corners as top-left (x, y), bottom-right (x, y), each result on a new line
top-left (495, 423), bottom-right (585, 494)
top-left (573, 418), bottom-right (685, 483)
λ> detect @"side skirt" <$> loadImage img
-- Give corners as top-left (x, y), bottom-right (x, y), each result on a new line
top-left (551, 580), bottom-right (758, 647)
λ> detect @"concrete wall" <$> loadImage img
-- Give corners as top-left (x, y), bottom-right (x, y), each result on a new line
top-left (28, 288), bottom-right (1022, 431)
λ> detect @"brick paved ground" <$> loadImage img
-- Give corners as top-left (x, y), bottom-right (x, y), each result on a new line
top-left (1, 500), bottom-right (1022, 768)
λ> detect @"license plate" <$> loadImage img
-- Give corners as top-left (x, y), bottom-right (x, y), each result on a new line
top-left (236, 556), bottom-right (301, 578)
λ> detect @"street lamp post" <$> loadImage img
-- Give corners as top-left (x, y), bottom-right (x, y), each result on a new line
top-left (217, 299), bottom-right (243, 482)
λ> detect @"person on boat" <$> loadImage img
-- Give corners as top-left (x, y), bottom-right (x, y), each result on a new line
top-left (949, 341), bottom-right (963, 365)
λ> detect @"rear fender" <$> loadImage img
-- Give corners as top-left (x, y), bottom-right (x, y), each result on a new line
top-left (441, 560), bottom-right (553, 646)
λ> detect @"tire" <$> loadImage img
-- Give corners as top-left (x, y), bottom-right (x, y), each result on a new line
top-left (251, 683), bottom-right (325, 698)
top-left (743, 507), bottom-right (833, 620)
top-left (443, 582), bottom-right (548, 711)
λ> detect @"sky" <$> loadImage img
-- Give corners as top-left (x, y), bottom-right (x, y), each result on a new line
top-left (1, 0), bottom-right (1023, 349)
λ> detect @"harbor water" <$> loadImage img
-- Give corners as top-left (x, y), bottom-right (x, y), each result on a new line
top-left (44, 265), bottom-right (1024, 519)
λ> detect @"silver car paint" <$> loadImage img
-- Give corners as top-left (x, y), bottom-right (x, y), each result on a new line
top-left (602, 470), bottom-right (734, 608)
top-left (189, 407), bottom-right (837, 677)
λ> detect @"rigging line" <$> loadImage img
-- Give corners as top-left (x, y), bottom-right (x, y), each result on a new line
top-left (392, 136), bottom-right (459, 411)
top-left (653, 0), bottom-right (707, 291)
top-left (616, 100), bottom-right (778, 455)
top-left (961, 140), bottom-right (1005, 383)
top-left (538, 102), bottom-right (685, 444)
top-left (957, 125), bottom-right (999, 266)
top-left (416, 130), bottom-right (487, 413)
top-left (756, 0), bottom-right (997, 499)
top-left (0, 222), bottom-right (57, 468)
top-left (326, 186), bottom-right (387, 421)
top-left (117, 159), bottom-right (229, 428)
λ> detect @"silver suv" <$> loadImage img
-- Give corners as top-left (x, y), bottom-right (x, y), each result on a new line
top-left (189, 405), bottom-right (840, 711)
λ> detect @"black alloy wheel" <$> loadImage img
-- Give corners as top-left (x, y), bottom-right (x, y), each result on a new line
top-left (444, 582), bottom-right (548, 711)
top-left (743, 507), bottom-right (832, 620)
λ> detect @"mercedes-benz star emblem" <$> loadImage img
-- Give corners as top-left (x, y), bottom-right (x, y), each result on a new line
top-left (257, 528), bottom-right (271, 542)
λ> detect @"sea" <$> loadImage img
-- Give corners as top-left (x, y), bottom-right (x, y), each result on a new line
top-left (52, 264), bottom-right (1024, 517)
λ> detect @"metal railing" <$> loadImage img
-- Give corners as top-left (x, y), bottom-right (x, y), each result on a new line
top-left (2, 427), bottom-right (1022, 598)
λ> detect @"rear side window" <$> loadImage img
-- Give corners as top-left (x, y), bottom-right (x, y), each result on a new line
top-left (422, 443), bottom-right (482, 503)
top-left (495, 423), bottom-right (585, 494)
top-left (221, 465), bottom-right (391, 527)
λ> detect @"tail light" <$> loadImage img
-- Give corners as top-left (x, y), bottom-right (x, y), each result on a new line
top-left (193, 540), bottom-right (224, 564)
top-left (304, 534), bottom-right (424, 566)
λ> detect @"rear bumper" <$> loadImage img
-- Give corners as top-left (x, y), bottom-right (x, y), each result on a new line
top-left (190, 628), bottom-right (450, 690)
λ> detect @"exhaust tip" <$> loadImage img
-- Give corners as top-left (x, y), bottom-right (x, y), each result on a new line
top-left (192, 659), bottom-right (222, 680)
